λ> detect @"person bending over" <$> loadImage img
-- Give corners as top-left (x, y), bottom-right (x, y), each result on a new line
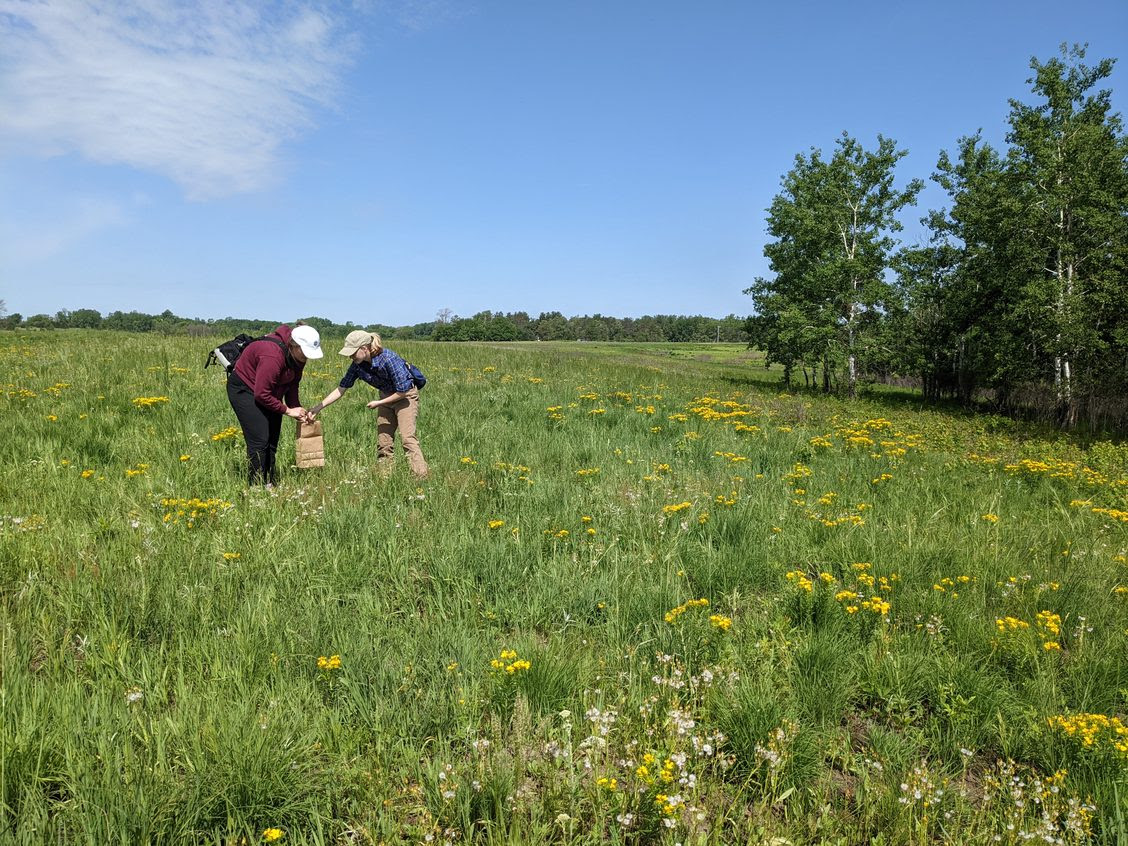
top-left (227, 324), bottom-right (322, 485)
top-left (310, 330), bottom-right (428, 479)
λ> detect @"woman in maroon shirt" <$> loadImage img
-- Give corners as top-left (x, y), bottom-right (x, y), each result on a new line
top-left (227, 324), bottom-right (323, 485)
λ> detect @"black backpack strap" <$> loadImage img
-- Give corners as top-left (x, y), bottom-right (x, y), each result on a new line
top-left (255, 335), bottom-right (288, 352)
top-left (256, 335), bottom-right (297, 369)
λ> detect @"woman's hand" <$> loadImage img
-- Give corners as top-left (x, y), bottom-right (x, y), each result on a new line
top-left (366, 400), bottom-right (381, 410)
top-left (286, 406), bottom-right (310, 421)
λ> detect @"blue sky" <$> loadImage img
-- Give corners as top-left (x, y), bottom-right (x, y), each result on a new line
top-left (1, 0), bottom-right (1125, 326)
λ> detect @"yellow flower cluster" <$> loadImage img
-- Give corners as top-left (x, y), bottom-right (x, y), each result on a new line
top-left (490, 648), bottom-right (531, 674)
top-left (664, 598), bottom-right (709, 624)
top-left (996, 617), bottom-right (1030, 632)
top-left (575, 467), bottom-right (600, 477)
top-left (1035, 610), bottom-right (1061, 636)
top-left (785, 570), bottom-right (814, 593)
top-left (1001, 456), bottom-right (1128, 492)
top-left (681, 396), bottom-right (762, 435)
top-left (654, 791), bottom-right (682, 819)
top-left (860, 596), bottom-right (891, 616)
top-left (262, 827), bottom-right (285, 842)
top-left (210, 426), bottom-right (242, 442)
top-left (785, 463), bottom-right (812, 483)
top-left (488, 519), bottom-right (505, 530)
top-left (317, 654), bottom-right (342, 671)
top-left (131, 396), bottom-right (170, 408)
top-left (1091, 506), bottom-right (1128, 524)
top-left (125, 463), bottom-right (149, 478)
top-left (824, 564), bottom-right (898, 616)
top-left (1047, 713), bottom-right (1128, 758)
top-left (796, 492), bottom-right (868, 528)
top-left (1036, 610), bottom-right (1062, 650)
top-left (689, 397), bottom-right (754, 421)
top-left (708, 614), bottom-right (732, 631)
top-left (932, 575), bottom-right (971, 598)
top-left (159, 496), bottom-right (233, 526)
top-left (995, 611), bottom-right (1063, 650)
top-left (713, 451), bottom-right (748, 464)
top-left (662, 501), bottom-right (692, 514)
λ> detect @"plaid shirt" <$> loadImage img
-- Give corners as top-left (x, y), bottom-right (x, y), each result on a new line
top-left (339, 349), bottom-right (414, 394)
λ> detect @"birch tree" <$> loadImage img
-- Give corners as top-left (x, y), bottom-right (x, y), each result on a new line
top-left (914, 46), bottom-right (1128, 425)
top-left (746, 133), bottom-right (922, 396)
top-left (1005, 44), bottom-right (1128, 426)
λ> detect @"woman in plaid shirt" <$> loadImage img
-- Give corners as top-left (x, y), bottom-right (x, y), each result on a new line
top-left (310, 331), bottom-right (429, 478)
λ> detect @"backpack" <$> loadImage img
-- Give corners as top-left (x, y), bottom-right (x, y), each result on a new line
top-left (205, 334), bottom-right (286, 373)
top-left (405, 361), bottom-right (427, 390)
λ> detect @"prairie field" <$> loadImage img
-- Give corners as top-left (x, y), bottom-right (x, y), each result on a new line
top-left (3, 331), bottom-right (1128, 845)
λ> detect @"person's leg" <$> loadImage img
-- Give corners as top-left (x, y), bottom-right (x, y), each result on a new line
top-left (263, 408), bottom-right (283, 485)
top-left (396, 390), bottom-right (428, 478)
top-left (228, 378), bottom-right (272, 484)
top-left (376, 401), bottom-right (397, 474)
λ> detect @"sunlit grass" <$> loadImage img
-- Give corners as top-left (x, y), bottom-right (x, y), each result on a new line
top-left (2, 330), bottom-right (1126, 844)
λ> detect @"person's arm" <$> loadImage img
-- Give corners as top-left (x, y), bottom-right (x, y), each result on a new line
top-left (366, 390), bottom-right (406, 409)
top-left (251, 355), bottom-right (294, 416)
top-left (310, 386), bottom-right (347, 417)
top-left (284, 372), bottom-right (302, 415)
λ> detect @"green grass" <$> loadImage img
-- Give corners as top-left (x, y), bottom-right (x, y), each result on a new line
top-left (2, 330), bottom-right (1127, 845)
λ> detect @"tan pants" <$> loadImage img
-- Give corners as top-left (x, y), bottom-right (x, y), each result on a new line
top-left (377, 387), bottom-right (428, 477)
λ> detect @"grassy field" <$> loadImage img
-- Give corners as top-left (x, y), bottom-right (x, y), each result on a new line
top-left (2, 331), bottom-right (1127, 845)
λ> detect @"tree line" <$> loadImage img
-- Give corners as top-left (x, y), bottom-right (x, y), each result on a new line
top-left (0, 305), bottom-right (747, 344)
top-left (0, 308), bottom-right (397, 339)
top-left (430, 311), bottom-right (747, 342)
top-left (745, 45), bottom-right (1128, 429)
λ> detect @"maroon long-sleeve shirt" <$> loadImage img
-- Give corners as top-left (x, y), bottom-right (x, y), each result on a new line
top-left (232, 325), bottom-right (304, 415)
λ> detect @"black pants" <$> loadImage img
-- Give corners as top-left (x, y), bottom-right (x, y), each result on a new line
top-left (227, 374), bottom-right (283, 485)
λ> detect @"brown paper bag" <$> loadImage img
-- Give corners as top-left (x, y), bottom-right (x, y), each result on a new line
top-left (295, 420), bottom-right (325, 468)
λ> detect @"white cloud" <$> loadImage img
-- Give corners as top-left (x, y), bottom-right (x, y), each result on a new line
top-left (0, 0), bottom-right (355, 200)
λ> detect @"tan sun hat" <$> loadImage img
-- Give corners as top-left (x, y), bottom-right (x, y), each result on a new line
top-left (339, 330), bottom-right (374, 356)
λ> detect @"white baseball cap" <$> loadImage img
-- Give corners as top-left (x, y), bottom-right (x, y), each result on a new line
top-left (290, 325), bottom-right (324, 359)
